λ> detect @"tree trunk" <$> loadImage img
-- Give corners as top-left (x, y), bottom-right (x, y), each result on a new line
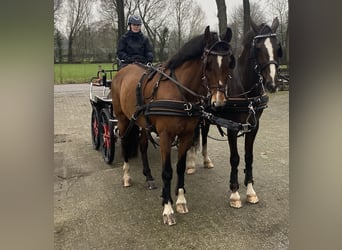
top-left (286, 17), bottom-right (289, 71)
top-left (116, 0), bottom-right (125, 42)
top-left (67, 36), bottom-right (73, 63)
top-left (215, 0), bottom-right (227, 36)
top-left (243, 0), bottom-right (251, 35)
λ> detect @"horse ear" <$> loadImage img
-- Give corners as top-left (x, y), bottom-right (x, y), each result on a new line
top-left (271, 17), bottom-right (279, 33)
top-left (222, 27), bottom-right (232, 42)
top-left (250, 17), bottom-right (259, 34)
top-left (204, 25), bottom-right (211, 46)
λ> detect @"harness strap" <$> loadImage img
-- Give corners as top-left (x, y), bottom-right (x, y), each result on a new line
top-left (145, 100), bottom-right (203, 117)
top-left (146, 63), bottom-right (205, 100)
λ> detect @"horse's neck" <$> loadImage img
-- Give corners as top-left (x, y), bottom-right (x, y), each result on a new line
top-left (173, 60), bottom-right (204, 97)
top-left (237, 47), bottom-right (260, 96)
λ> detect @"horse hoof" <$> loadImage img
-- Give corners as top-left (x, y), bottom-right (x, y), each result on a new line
top-left (147, 180), bottom-right (157, 190)
top-left (176, 203), bottom-right (189, 214)
top-left (123, 177), bottom-right (132, 187)
top-left (186, 168), bottom-right (196, 175)
top-left (204, 161), bottom-right (214, 169)
top-left (230, 199), bottom-right (242, 208)
top-left (247, 194), bottom-right (259, 204)
top-left (163, 213), bottom-right (176, 226)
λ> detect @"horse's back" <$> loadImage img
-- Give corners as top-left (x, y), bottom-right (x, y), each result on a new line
top-left (112, 64), bottom-right (146, 119)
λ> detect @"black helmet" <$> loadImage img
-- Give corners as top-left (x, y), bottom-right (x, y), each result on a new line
top-left (128, 15), bottom-right (142, 25)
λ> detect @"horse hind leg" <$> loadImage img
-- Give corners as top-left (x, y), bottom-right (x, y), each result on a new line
top-left (201, 122), bottom-right (214, 169)
top-left (186, 146), bottom-right (197, 174)
top-left (120, 123), bottom-right (140, 187)
top-left (140, 129), bottom-right (156, 189)
top-left (186, 124), bottom-right (200, 174)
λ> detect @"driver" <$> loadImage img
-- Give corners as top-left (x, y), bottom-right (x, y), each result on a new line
top-left (117, 15), bottom-right (154, 69)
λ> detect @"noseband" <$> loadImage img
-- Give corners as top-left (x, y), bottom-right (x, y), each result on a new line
top-left (201, 40), bottom-right (233, 97)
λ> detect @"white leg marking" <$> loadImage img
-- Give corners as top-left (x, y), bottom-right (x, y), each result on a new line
top-left (230, 191), bottom-right (242, 208)
top-left (202, 144), bottom-right (214, 168)
top-left (163, 201), bottom-right (176, 225)
top-left (186, 146), bottom-right (196, 174)
top-left (122, 162), bottom-right (132, 187)
top-left (246, 183), bottom-right (259, 204)
top-left (264, 38), bottom-right (276, 84)
top-left (176, 188), bottom-right (188, 214)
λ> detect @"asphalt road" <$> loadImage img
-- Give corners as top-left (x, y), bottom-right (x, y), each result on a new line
top-left (54, 83), bottom-right (289, 250)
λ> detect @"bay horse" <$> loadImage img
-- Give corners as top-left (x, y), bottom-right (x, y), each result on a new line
top-left (207, 17), bottom-right (283, 208)
top-left (111, 26), bottom-right (235, 225)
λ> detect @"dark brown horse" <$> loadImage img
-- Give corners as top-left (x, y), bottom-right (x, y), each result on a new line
top-left (206, 17), bottom-right (283, 208)
top-left (111, 26), bottom-right (235, 225)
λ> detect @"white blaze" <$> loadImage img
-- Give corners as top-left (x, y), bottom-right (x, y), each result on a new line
top-left (264, 38), bottom-right (276, 82)
top-left (217, 55), bottom-right (223, 68)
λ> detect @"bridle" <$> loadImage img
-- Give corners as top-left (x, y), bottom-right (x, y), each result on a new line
top-left (201, 40), bottom-right (233, 99)
top-left (251, 33), bottom-right (279, 75)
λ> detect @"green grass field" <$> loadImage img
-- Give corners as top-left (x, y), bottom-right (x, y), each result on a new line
top-left (54, 63), bottom-right (288, 84)
top-left (54, 63), bottom-right (118, 84)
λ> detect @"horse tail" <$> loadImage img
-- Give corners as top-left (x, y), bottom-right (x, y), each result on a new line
top-left (121, 124), bottom-right (140, 159)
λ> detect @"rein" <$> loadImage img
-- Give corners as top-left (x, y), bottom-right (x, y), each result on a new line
top-left (145, 63), bottom-right (205, 100)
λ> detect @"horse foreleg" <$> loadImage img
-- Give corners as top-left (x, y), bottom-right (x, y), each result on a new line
top-left (159, 133), bottom-right (176, 226)
top-left (140, 129), bottom-right (156, 189)
top-left (176, 148), bottom-right (189, 214)
top-left (227, 129), bottom-right (241, 208)
top-left (244, 128), bottom-right (259, 204)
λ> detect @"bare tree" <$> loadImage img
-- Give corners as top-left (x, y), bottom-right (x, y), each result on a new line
top-left (243, 0), bottom-right (251, 35)
top-left (54, 0), bottom-right (63, 26)
top-left (54, 29), bottom-right (63, 63)
top-left (188, 4), bottom-right (206, 38)
top-left (265, 0), bottom-right (289, 65)
top-left (64, 0), bottom-right (92, 62)
top-left (171, 0), bottom-right (193, 49)
top-left (215, 0), bottom-right (227, 36)
top-left (117, 0), bottom-right (125, 40)
top-left (228, 2), bottom-right (267, 50)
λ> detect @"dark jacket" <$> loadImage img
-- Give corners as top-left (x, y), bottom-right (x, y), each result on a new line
top-left (117, 30), bottom-right (153, 64)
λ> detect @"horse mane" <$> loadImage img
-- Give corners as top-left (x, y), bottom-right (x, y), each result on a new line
top-left (166, 32), bottom-right (219, 70)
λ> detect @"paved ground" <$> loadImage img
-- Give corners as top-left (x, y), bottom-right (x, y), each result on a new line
top-left (54, 83), bottom-right (289, 250)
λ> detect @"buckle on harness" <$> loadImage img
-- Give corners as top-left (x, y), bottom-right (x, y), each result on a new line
top-left (184, 103), bottom-right (193, 116)
top-left (241, 123), bottom-right (251, 133)
top-left (184, 103), bottom-right (192, 111)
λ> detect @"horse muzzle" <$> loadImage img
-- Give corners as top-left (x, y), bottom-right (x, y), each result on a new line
top-left (211, 91), bottom-right (227, 107)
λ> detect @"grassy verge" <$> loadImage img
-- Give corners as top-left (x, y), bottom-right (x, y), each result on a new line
top-left (54, 63), bottom-right (117, 84)
top-left (54, 63), bottom-right (288, 84)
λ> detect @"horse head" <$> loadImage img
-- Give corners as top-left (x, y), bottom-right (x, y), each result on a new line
top-left (249, 17), bottom-right (283, 93)
top-left (202, 26), bottom-right (235, 107)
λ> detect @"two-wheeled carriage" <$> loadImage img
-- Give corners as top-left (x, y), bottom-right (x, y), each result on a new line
top-left (89, 65), bottom-right (119, 164)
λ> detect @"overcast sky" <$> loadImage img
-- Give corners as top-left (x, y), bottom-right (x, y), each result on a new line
top-left (195, 0), bottom-right (271, 31)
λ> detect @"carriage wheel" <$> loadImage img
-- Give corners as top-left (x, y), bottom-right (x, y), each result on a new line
top-left (91, 108), bottom-right (100, 150)
top-left (99, 108), bottom-right (115, 164)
